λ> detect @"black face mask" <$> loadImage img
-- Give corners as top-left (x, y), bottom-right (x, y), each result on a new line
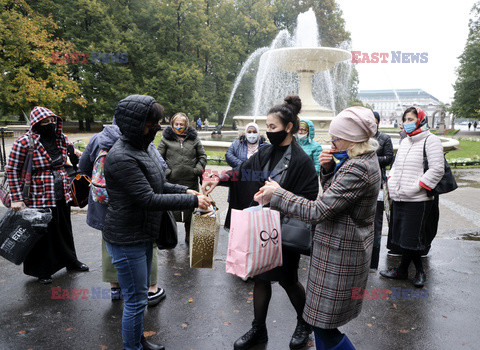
top-left (266, 130), bottom-right (288, 147)
top-left (143, 124), bottom-right (161, 148)
top-left (37, 123), bottom-right (56, 139)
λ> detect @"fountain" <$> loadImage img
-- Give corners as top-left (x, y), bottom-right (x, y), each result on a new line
top-left (231, 8), bottom-right (352, 141)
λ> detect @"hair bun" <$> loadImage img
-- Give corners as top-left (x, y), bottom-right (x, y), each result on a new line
top-left (284, 95), bottom-right (302, 116)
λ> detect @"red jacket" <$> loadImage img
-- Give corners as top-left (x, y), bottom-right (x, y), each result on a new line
top-left (6, 107), bottom-right (73, 208)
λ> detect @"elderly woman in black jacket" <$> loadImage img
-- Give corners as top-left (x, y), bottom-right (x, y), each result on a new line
top-left (103, 95), bottom-right (210, 350)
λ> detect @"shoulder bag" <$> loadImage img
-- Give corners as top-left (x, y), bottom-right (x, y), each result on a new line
top-left (423, 135), bottom-right (458, 197)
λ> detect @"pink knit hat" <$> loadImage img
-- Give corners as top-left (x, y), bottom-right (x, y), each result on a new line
top-left (329, 107), bottom-right (377, 142)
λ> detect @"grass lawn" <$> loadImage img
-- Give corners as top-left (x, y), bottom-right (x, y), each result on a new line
top-left (446, 139), bottom-right (480, 162)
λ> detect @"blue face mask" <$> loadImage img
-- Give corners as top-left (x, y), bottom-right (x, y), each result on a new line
top-left (333, 151), bottom-right (349, 174)
top-left (403, 122), bottom-right (417, 134)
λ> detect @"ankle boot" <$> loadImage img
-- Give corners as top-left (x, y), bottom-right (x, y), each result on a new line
top-left (141, 335), bottom-right (165, 350)
top-left (233, 320), bottom-right (268, 350)
top-left (289, 319), bottom-right (312, 349)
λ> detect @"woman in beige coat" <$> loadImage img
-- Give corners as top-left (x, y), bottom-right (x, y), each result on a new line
top-left (257, 107), bottom-right (381, 350)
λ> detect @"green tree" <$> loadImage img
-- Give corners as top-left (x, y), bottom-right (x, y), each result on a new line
top-left (452, 1), bottom-right (480, 120)
top-left (0, 0), bottom-right (85, 118)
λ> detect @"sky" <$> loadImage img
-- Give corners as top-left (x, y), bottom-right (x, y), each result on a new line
top-left (335, 0), bottom-right (476, 103)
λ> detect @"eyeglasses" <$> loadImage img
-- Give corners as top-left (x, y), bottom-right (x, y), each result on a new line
top-left (330, 138), bottom-right (341, 148)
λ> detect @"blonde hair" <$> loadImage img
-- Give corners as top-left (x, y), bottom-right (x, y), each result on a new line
top-left (171, 112), bottom-right (189, 126)
top-left (347, 138), bottom-right (379, 158)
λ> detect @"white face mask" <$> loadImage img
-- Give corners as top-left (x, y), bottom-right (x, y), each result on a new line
top-left (246, 133), bottom-right (259, 143)
top-left (297, 133), bottom-right (308, 140)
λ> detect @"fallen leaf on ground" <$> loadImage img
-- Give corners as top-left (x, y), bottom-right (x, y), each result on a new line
top-left (174, 273), bottom-right (181, 276)
top-left (247, 297), bottom-right (253, 301)
top-left (100, 345), bottom-right (108, 350)
top-left (182, 323), bottom-right (188, 329)
top-left (307, 341), bottom-right (315, 347)
top-left (66, 328), bottom-right (72, 331)
top-left (367, 323), bottom-right (372, 327)
top-left (0, 279), bottom-right (6, 283)
top-left (144, 331), bottom-right (156, 337)
top-left (443, 315), bottom-right (447, 318)
top-left (218, 310), bottom-right (224, 314)
top-left (393, 304), bottom-right (397, 309)
top-left (18, 330), bottom-right (26, 334)
top-left (233, 310), bottom-right (240, 313)
top-left (248, 292), bottom-right (253, 295)
top-left (223, 321), bottom-right (231, 326)
top-left (188, 298), bottom-right (193, 303)
top-left (400, 329), bottom-right (408, 333)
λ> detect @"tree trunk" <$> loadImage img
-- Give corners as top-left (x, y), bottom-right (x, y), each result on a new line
top-left (79, 119), bottom-right (85, 131)
top-left (85, 117), bottom-right (92, 132)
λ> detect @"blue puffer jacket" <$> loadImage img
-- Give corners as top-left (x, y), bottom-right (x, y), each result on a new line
top-left (297, 119), bottom-right (322, 175)
top-left (225, 134), bottom-right (267, 168)
top-left (79, 124), bottom-right (167, 231)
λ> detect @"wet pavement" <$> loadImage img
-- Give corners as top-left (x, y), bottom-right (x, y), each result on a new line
top-left (0, 166), bottom-right (480, 350)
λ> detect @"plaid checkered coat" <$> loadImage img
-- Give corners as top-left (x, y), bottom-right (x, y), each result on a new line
top-left (271, 151), bottom-right (381, 329)
top-left (6, 107), bottom-right (73, 208)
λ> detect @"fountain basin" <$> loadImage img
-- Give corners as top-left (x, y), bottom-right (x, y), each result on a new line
top-left (266, 47), bottom-right (352, 72)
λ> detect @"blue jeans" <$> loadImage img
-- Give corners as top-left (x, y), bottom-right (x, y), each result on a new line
top-left (106, 241), bottom-right (153, 350)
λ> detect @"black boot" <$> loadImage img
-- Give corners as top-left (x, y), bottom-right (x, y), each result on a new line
top-left (289, 319), bottom-right (312, 350)
top-left (141, 335), bottom-right (165, 350)
top-left (234, 320), bottom-right (268, 350)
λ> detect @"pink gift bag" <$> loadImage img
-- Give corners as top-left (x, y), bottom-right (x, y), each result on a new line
top-left (226, 206), bottom-right (282, 278)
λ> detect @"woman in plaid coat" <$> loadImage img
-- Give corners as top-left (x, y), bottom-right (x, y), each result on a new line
top-left (257, 107), bottom-right (381, 350)
top-left (6, 107), bottom-right (88, 284)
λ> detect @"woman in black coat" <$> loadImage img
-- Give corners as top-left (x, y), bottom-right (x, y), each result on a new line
top-left (203, 95), bottom-right (319, 350)
top-left (102, 95), bottom-right (210, 350)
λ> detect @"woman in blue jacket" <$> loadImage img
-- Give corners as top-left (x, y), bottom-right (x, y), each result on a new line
top-left (225, 122), bottom-right (267, 168)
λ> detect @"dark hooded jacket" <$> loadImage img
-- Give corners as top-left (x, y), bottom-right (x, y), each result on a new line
top-left (158, 126), bottom-right (207, 190)
top-left (102, 95), bottom-right (198, 245)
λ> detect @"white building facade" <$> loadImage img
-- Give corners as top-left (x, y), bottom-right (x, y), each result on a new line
top-left (357, 89), bottom-right (449, 127)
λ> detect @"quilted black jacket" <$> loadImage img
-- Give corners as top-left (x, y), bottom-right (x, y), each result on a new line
top-left (374, 131), bottom-right (394, 184)
top-left (102, 95), bottom-right (198, 245)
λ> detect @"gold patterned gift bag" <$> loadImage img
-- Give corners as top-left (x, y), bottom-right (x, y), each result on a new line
top-left (189, 208), bottom-right (220, 268)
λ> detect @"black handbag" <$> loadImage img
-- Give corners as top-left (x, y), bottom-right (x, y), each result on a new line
top-left (65, 165), bottom-right (91, 208)
top-left (281, 216), bottom-right (312, 256)
top-left (423, 136), bottom-right (458, 197)
top-left (0, 208), bottom-right (52, 265)
top-left (156, 210), bottom-right (178, 250)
